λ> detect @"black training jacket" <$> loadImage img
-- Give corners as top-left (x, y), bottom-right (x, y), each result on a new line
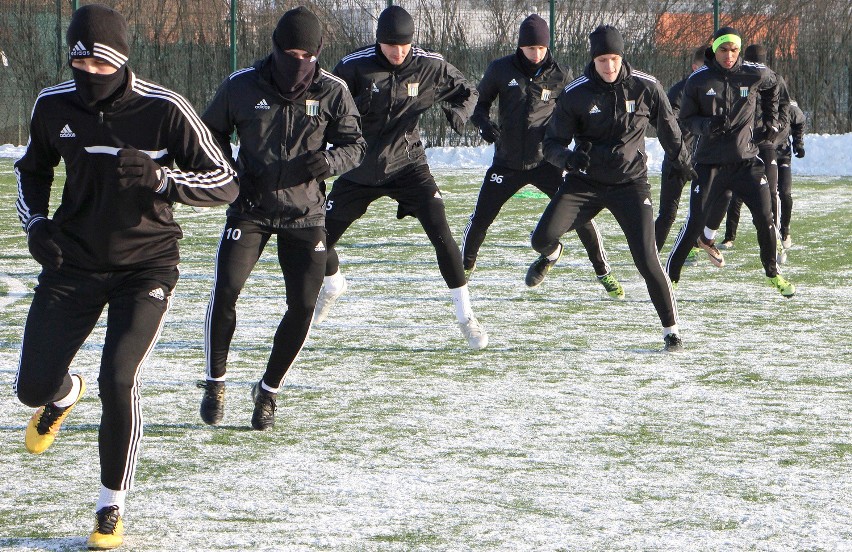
top-left (471, 51), bottom-right (573, 171)
top-left (15, 71), bottom-right (237, 271)
top-left (667, 75), bottom-right (698, 155)
top-left (543, 61), bottom-right (689, 185)
top-left (333, 44), bottom-right (477, 185)
top-left (203, 57), bottom-right (366, 228)
top-left (777, 100), bottom-right (806, 157)
top-left (753, 71), bottom-right (791, 147)
top-left (679, 51), bottom-right (780, 164)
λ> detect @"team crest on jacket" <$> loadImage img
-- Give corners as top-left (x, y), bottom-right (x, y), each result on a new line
top-left (625, 100), bottom-right (636, 113)
top-left (407, 82), bottom-right (419, 97)
top-left (306, 99), bottom-right (320, 116)
top-left (540, 88), bottom-right (552, 101)
top-left (705, 88), bottom-right (717, 96)
top-left (739, 87), bottom-right (749, 98)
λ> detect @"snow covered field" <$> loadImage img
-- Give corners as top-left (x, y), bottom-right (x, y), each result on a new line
top-left (0, 154), bottom-right (850, 550)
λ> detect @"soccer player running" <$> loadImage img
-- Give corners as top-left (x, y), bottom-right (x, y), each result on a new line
top-left (199, 7), bottom-right (366, 430)
top-left (13, 5), bottom-right (237, 548)
top-left (774, 98), bottom-right (806, 263)
top-left (530, 25), bottom-right (695, 351)
top-left (465, 14), bottom-right (624, 299)
top-left (716, 44), bottom-right (791, 254)
top-left (665, 28), bottom-right (796, 298)
top-left (314, 5), bottom-right (488, 349)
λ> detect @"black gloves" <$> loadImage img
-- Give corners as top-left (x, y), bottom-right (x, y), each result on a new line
top-left (708, 114), bottom-right (731, 135)
top-left (793, 141), bottom-right (805, 158)
top-left (116, 148), bottom-right (166, 191)
top-left (762, 122), bottom-right (780, 143)
top-left (672, 158), bottom-right (698, 183)
top-left (441, 105), bottom-right (467, 135)
top-left (292, 152), bottom-right (332, 184)
top-left (27, 218), bottom-right (63, 270)
top-left (477, 120), bottom-right (500, 145)
top-left (565, 141), bottom-right (592, 171)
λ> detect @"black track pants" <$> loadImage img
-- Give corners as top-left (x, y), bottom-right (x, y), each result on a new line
top-left (204, 218), bottom-right (326, 388)
top-left (531, 176), bottom-right (677, 328)
top-left (324, 165), bottom-right (466, 288)
top-left (15, 265), bottom-right (178, 491)
top-left (666, 160), bottom-right (778, 283)
top-left (463, 164), bottom-right (611, 275)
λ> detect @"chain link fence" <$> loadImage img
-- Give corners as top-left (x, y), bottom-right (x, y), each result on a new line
top-left (1, 0), bottom-right (850, 146)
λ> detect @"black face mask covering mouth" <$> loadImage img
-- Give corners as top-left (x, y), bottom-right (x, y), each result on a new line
top-left (71, 65), bottom-right (128, 107)
top-left (270, 48), bottom-right (317, 100)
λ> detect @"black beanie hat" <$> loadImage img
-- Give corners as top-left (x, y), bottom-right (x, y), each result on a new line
top-left (744, 44), bottom-right (767, 64)
top-left (66, 4), bottom-right (129, 69)
top-left (376, 6), bottom-right (414, 45)
top-left (589, 25), bottom-right (624, 59)
top-left (273, 6), bottom-right (323, 56)
top-left (518, 14), bottom-right (549, 48)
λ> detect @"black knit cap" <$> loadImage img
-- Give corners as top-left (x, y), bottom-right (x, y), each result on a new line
top-left (744, 44), bottom-right (767, 64)
top-left (589, 25), bottom-right (624, 59)
top-left (376, 5), bottom-right (414, 45)
top-left (273, 6), bottom-right (323, 56)
top-left (518, 14), bottom-right (549, 48)
top-left (66, 3), bottom-right (129, 69)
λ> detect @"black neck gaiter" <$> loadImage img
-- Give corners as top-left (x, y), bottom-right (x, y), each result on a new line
top-left (270, 49), bottom-right (317, 100)
top-left (72, 65), bottom-right (128, 107)
top-left (515, 48), bottom-right (551, 78)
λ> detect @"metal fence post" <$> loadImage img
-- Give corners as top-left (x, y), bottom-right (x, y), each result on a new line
top-left (713, 0), bottom-right (720, 31)
top-left (550, 0), bottom-right (555, 48)
top-left (231, 0), bottom-right (237, 73)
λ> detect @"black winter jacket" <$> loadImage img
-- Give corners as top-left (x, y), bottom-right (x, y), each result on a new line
top-left (679, 51), bottom-right (780, 164)
top-left (333, 44), bottom-right (477, 185)
top-left (15, 71), bottom-right (237, 271)
top-left (471, 51), bottom-right (572, 171)
top-left (543, 61), bottom-right (689, 185)
top-left (777, 100), bottom-right (806, 157)
top-left (667, 75), bottom-right (698, 155)
top-left (203, 58), bottom-right (365, 228)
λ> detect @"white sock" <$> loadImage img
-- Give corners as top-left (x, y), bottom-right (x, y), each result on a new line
top-left (450, 285), bottom-right (474, 322)
top-left (703, 227), bottom-right (717, 241)
top-left (96, 485), bottom-right (127, 516)
top-left (53, 374), bottom-right (82, 408)
top-left (323, 270), bottom-right (345, 293)
top-left (546, 243), bottom-right (562, 261)
top-left (663, 325), bottom-right (680, 337)
top-left (260, 380), bottom-right (280, 394)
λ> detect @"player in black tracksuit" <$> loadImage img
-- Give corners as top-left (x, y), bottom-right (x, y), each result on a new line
top-left (665, 27), bottom-right (796, 298)
top-left (314, 6), bottom-right (488, 349)
top-left (655, 47), bottom-right (711, 250)
top-left (717, 44), bottom-right (792, 250)
top-left (465, 15), bottom-right (623, 299)
top-left (775, 99), bottom-right (806, 259)
top-left (199, 8), bottom-right (366, 430)
top-left (531, 25), bottom-right (694, 351)
top-left (12, 5), bottom-right (237, 548)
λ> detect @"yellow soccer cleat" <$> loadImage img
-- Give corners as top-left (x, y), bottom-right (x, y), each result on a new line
top-left (87, 505), bottom-right (124, 550)
top-left (25, 375), bottom-right (86, 454)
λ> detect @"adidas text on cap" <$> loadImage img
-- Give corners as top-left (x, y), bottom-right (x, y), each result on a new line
top-left (67, 4), bottom-right (130, 69)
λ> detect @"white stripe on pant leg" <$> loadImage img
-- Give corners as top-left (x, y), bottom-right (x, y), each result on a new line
top-left (461, 212), bottom-right (474, 256)
top-left (665, 210), bottom-right (691, 274)
top-left (588, 218), bottom-right (611, 274)
top-left (120, 291), bottom-right (173, 490)
top-left (204, 229), bottom-right (228, 380)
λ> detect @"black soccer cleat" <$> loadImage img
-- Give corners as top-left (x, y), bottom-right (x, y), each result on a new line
top-left (525, 243), bottom-right (563, 287)
top-left (197, 380), bottom-right (225, 426)
top-left (251, 382), bottom-right (277, 431)
top-left (664, 333), bottom-right (684, 352)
